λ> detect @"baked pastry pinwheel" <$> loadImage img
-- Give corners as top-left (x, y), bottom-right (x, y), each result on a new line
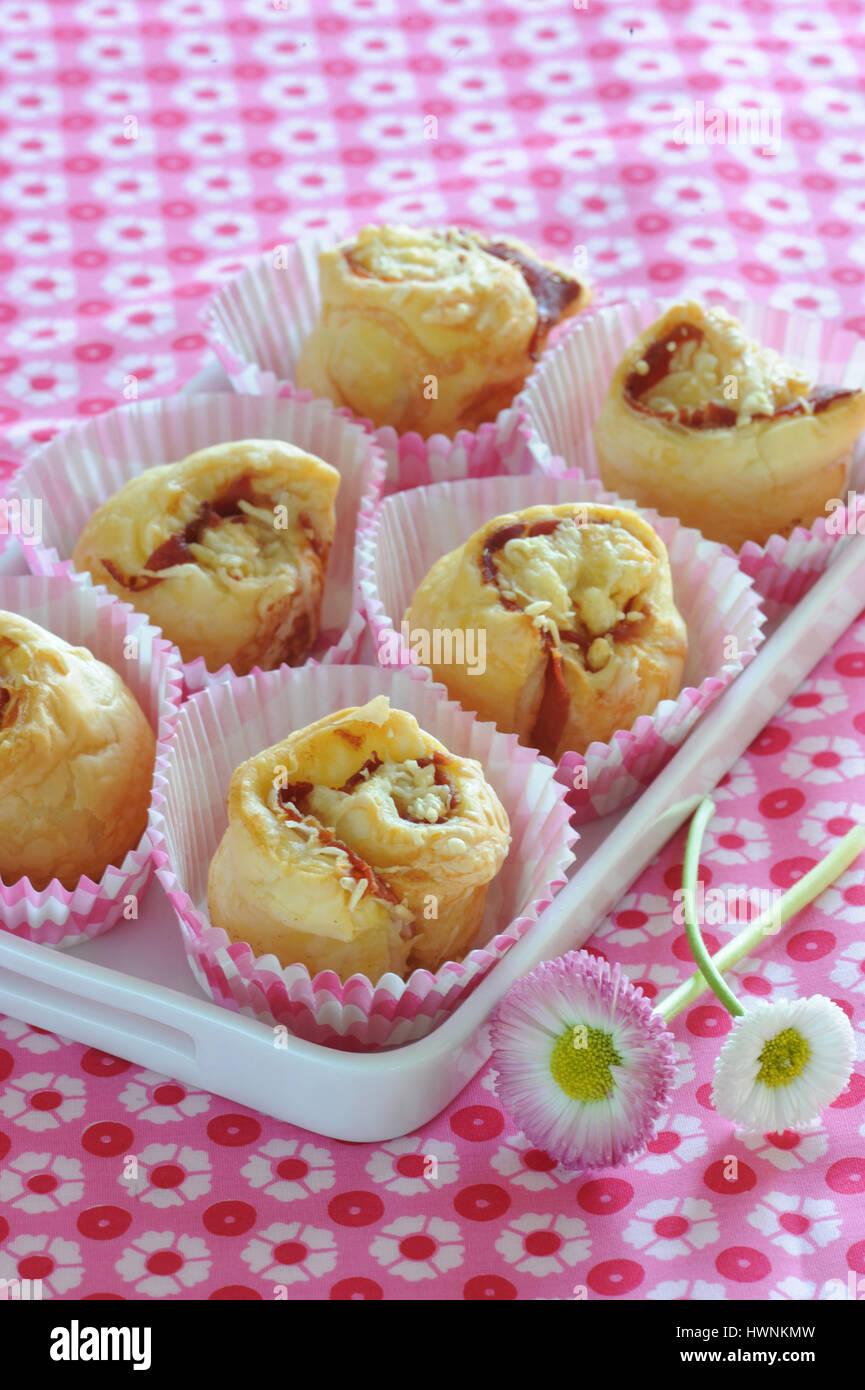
top-left (593, 301), bottom-right (865, 550)
top-left (295, 223), bottom-right (589, 438)
top-left (207, 696), bottom-right (510, 980)
top-left (404, 503), bottom-right (687, 761)
top-left (0, 612), bottom-right (155, 890)
top-left (72, 440), bottom-right (339, 675)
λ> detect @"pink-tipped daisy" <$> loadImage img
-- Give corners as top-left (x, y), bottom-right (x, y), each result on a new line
top-left (711, 995), bottom-right (855, 1133)
top-left (490, 951), bottom-right (678, 1170)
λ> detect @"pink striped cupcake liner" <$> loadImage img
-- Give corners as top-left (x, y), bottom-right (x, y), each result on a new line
top-left (16, 392), bottom-right (386, 692)
top-left (201, 236), bottom-right (565, 488)
top-left (517, 295), bottom-right (865, 614)
top-left (149, 664), bottom-right (576, 1051)
top-left (358, 472), bottom-right (767, 824)
top-left (0, 574), bottom-right (183, 948)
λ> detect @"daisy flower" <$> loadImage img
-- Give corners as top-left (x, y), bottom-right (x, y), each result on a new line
top-left (712, 996), bottom-right (855, 1131)
top-left (491, 951), bottom-right (678, 1170)
top-left (492, 804), bottom-right (863, 1168)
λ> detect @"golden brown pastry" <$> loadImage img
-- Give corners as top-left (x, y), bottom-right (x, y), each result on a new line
top-left (0, 612), bottom-right (155, 890)
top-left (593, 301), bottom-right (865, 550)
top-left (404, 503), bottom-right (687, 761)
top-left (207, 696), bottom-right (510, 980)
top-left (72, 440), bottom-right (339, 675)
top-left (295, 223), bottom-right (590, 438)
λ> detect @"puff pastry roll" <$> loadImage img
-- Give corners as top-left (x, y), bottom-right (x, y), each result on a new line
top-left (405, 504), bottom-right (687, 761)
top-left (72, 440), bottom-right (339, 675)
top-left (296, 223), bottom-right (589, 438)
top-left (207, 696), bottom-right (510, 980)
top-left (594, 302), bottom-right (865, 550)
top-left (0, 612), bottom-right (155, 891)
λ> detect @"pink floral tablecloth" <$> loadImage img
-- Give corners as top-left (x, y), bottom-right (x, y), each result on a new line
top-left (1, 0), bottom-right (864, 1302)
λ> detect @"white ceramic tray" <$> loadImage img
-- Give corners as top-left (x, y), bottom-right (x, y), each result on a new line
top-left (1, 509), bottom-right (863, 1142)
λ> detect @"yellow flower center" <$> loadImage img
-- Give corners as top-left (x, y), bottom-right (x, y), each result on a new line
top-left (755, 1026), bottom-right (811, 1089)
top-left (549, 1024), bottom-right (621, 1102)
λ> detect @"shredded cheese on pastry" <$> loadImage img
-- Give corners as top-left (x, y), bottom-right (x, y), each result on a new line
top-left (494, 518), bottom-right (656, 663)
top-left (642, 305), bottom-right (809, 425)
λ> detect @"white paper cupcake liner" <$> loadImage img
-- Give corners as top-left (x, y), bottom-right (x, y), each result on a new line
top-left (149, 664), bottom-right (576, 1050)
top-left (517, 295), bottom-right (865, 609)
top-left (358, 473), bottom-right (766, 824)
top-left (202, 236), bottom-right (569, 487)
top-left (16, 392), bottom-right (386, 691)
top-left (0, 575), bottom-right (183, 948)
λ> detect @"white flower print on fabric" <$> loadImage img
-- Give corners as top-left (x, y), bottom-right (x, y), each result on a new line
top-left (115, 1232), bottom-right (211, 1297)
top-left (365, 1138), bottom-right (458, 1196)
top-left (369, 1216), bottom-right (464, 1283)
top-left (748, 1193), bottom-right (841, 1256)
top-left (623, 1198), bottom-right (719, 1261)
top-left (494, 1214), bottom-right (591, 1278)
top-left (241, 1139), bottom-right (336, 1202)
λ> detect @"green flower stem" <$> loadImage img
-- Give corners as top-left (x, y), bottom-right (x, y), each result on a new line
top-left (681, 797), bottom-right (745, 1017)
top-left (658, 803), bottom-right (865, 1024)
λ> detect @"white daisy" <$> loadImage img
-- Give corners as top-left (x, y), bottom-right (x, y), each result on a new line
top-left (712, 996), bottom-right (855, 1131)
top-left (491, 952), bottom-right (677, 1170)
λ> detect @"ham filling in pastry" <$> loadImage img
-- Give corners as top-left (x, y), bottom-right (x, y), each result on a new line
top-left (296, 223), bottom-right (589, 438)
top-left (72, 440), bottom-right (339, 675)
top-left (0, 611), bottom-right (155, 891)
top-left (594, 302), bottom-right (865, 550)
top-left (207, 696), bottom-right (510, 982)
top-left (405, 503), bottom-right (687, 761)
